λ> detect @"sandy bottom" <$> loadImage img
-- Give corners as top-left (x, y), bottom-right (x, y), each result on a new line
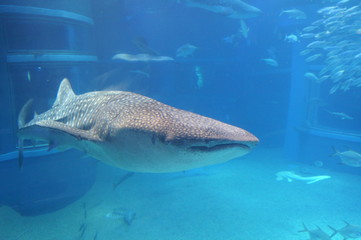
top-left (1, 148), bottom-right (361, 240)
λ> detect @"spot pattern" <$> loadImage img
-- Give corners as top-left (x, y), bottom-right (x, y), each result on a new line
top-left (24, 87), bottom-right (258, 145)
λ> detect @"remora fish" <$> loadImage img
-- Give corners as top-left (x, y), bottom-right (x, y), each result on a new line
top-left (276, 171), bottom-right (331, 184)
top-left (18, 79), bottom-right (258, 173)
top-left (183, 0), bottom-right (261, 19)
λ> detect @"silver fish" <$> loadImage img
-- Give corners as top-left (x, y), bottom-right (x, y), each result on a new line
top-left (298, 0), bottom-right (361, 93)
top-left (305, 54), bottom-right (323, 62)
top-left (299, 223), bottom-right (332, 240)
top-left (279, 9), bottom-right (307, 19)
top-left (304, 72), bottom-right (319, 81)
top-left (262, 58), bottom-right (278, 67)
top-left (176, 43), bottom-right (198, 58)
top-left (329, 221), bottom-right (361, 239)
top-left (332, 147), bottom-right (361, 167)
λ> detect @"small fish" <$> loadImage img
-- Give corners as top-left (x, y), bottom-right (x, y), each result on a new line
top-left (195, 65), bottom-right (204, 88)
top-left (284, 34), bottom-right (299, 43)
top-left (276, 171), bottom-right (331, 184)
top-left (331, 147), bottom-right (361, 167)
top-left (27, 71), bottom-right (31, 82)
top-left (331, 70), bottom-right (344, 81)
top-left (307, 41), bottom-right (327, 49)
top-left (239, 19), bottom-right (249, 38)
top-left (329, 221), bottom-right (361, 239)
top-left (112, 53), bottom-right (174, 62)
top-left (337, 0), bottom-right (350, 4)
top-left (305, 54), bottom-right (323, 62)
top-left (300, 49), bottom-right (312, 56)
top-left (262, 58), bottom-right (278, 67)
top-left (325, 110), bottom-right (353, 120)
top-left (329, 84), bottom-right (340, 94)
top-left (176, 43), bottom-right (198, 58)
top-left (280, 9), bottom-right (307, 19)
top-left (299, 223), bottom-right (332, 240)
top-left (223, 32), bottom-right (243, 46)
top-left (304, 72), bottom-right (319, 81)
top-left (300, 33), bottom-right (316, 39)
top-left (302, 25), bottom-right (318, 32)
top-left (318, 6), bottom-right (338, 15)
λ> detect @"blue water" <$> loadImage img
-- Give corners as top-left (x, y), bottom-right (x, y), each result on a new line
top-left (0, 0), bottom-right (361, 239)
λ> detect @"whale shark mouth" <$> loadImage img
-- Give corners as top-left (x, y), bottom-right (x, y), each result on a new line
top-left (188, 142), bottom-right (250, 152)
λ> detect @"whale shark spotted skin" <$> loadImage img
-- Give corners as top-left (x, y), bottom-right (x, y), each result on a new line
top-left (18, 79), bottom-right (258, 173)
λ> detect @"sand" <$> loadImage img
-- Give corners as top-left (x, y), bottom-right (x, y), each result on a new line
top-left (1, 148), bottom-right (360, 240)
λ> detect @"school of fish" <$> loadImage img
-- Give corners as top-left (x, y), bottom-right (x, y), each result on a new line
top-left (299, 0), bottom-right (361, 94)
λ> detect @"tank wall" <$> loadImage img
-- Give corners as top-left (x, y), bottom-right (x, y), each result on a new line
top-left (0, 0), bottom-right (92, 17)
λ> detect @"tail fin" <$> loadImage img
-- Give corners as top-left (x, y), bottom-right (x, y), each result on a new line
top-left (18, 99), bottom-right (33, 128)
top-left (328, 225), bottom-right (338, 238)
top-left (330, 146), bottom-right (339, 157)
top-left (343, 220), bottom-right (351, 226)
top-left (17, 99), bottom-right (33, 170)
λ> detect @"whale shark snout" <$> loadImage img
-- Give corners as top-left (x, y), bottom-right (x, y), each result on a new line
top-left (18, 78), bottom-right (258, 173)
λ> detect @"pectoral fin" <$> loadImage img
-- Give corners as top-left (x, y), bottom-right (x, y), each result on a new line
top-left (36, 120), bottom-right (102, 142)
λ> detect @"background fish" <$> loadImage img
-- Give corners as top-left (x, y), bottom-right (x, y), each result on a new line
top-left (331, 147), bottom-right (361, 167)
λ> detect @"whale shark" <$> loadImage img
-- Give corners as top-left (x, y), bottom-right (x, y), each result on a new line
top-left (18, 79), bottom-right (258, 173)
top-left (182, 0), bottom-right (262, 19)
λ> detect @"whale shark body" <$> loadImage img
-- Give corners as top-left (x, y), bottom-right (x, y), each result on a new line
top-left (18, 79), bottom-right (258, 173)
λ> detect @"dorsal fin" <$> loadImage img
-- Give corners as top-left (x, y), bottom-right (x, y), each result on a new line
top-left (52, 78), bottom-right (76, 107)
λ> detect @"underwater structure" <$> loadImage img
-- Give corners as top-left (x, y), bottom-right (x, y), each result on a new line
top-left (0, 0), bottom-right (98, 215)
top-left (0, 0), bottom-right (360, 222)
